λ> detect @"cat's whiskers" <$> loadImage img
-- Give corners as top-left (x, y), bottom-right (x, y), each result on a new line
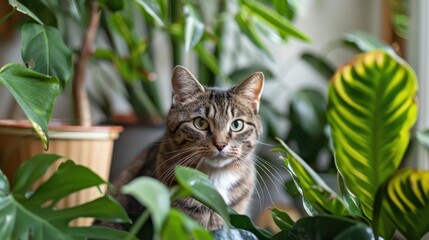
top-left (159, 149), bottom-right (210, 185)
top-left (256, 140), bottom-right (275, 147)
top-left (253, 154), bottom-right (286, 212)
top-left (154, 146), bottom-right (202, 173)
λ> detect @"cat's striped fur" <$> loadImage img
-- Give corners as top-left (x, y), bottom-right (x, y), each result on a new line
top-left (109, 66), bottom-right (264, 231)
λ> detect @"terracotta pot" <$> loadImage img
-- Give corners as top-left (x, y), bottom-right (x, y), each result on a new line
top-left (0, 119), bottom-right (123, 226)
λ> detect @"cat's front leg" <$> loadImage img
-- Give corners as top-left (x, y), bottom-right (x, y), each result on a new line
top-left (173, 197), bottom-right (224, 231)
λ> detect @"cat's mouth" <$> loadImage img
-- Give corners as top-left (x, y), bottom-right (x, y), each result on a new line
top-left (205, 155), bottom-right (234, 168)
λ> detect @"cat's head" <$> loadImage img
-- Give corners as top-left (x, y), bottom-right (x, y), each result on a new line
top-left (166, 66), bottom-right (263, 169)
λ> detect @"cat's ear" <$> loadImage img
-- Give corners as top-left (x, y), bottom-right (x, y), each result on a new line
top-left (232, 72), bottom-right (264, 113)
top-left (171, 65), bottom-right (205, 107)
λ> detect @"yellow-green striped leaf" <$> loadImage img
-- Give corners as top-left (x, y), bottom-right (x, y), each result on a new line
top-left (275, 138), bottom-right (351, 216)
top-left (375, 168), bottom-right (429, 240)
top-left (327, 50), bottom-right (418, 220)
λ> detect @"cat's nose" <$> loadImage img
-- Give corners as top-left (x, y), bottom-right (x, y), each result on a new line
top-left (215, 142), bottom-right (228, 151)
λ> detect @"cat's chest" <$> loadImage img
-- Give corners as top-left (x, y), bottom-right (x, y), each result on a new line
top-left (208, 169), bottom-right (240, 205)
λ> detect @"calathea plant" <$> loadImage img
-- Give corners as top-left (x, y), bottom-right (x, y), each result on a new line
top-left (275, 50), bottom-right (429, 240)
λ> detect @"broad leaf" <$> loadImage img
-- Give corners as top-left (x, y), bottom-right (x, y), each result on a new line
top-left (301, 52), bottom-right (336, 80)
top-left (161, 209), bottom-right (213, 240)
top-left (240, 0), bottom-right (311, 42)
top-left (184, 3), bottom-right (204, 51)
top-left (8, 0), bottom-right (44, 25)
top-left (12, 154), bottom-right (61, 198)
top-left (343, 31), bottom-right (395, 54)
top-left (229, 213), bottom-right (273, 240)
top-left (275, 138), bottom-right (350, 216)
top-left (235, 9), bottom-right (272, 58)
top-left (327, 50), bottom-right (418, 219)
top-left (271, 208), bottom-right (294, 231)
top-left (0, 64), bottom-right (61, 149)
top-left (175, 166), bottom-right (230, 223)
top-left (289, 89), bottom-right (326, 137)
top-left (375, 168), bottom-right (429, 240)
top-left (287, 215), bottom-right (374, 240)
top-left (134, 0), bottom-right (165, 26)
top-left (0, 154), bottom-right (133, 240)
top-left (337, 174), bottom-right (362, 217)
top-left (194, 43), bottom-right (221, 75)
top-left (121, 177), bottom-right (170, 236)
top-left (21, 23), bottom-right (73, 89)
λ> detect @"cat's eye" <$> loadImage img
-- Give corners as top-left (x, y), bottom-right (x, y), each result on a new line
top-left (193, 117), bottom-right (209, 130)
top-left (230, 120), bottom-right (244, 132)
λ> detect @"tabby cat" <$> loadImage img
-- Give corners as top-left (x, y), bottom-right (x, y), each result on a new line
top-left (111, 65), bottom-right (264, 231)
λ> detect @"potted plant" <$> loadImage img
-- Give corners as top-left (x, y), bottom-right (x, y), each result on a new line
top-left (272, 50), bottom-right (429, 239)
top-left (0, 0), bottom-right (123, 225)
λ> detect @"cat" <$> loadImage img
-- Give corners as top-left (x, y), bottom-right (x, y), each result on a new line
top-left (108, 65), bottom-right (264, 231)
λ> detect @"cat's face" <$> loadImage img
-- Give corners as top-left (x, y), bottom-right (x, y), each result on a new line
top-left (166, 66), bottom-right (264, 169)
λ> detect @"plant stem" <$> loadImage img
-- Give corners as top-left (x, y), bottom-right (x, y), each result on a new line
top-left (72, 1), bottom-right (101, 126)
top-left (126, 210), bottom-right (150, 240)
top-left (169, 0), bottom-right (182, 66)
top-left (0, 7), bottom-right (16, 24)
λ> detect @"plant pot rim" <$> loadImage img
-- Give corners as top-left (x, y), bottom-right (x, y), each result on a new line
top-left (0, 119), bottom-right (123, 140)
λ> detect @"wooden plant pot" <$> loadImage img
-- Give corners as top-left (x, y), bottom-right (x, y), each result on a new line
top-left (0, 120), bottom-right (123, 226)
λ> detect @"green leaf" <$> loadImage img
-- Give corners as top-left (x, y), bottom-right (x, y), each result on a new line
top-left (67, 226), bottom-right (137, 240)
top-left (374, 168), bottom-right (429, 240)
top-left (275, 138), bottom-right (350, 216)
top-left (271, 208), bottom-right (294, 231)
top-left (337, 174), bottom-right (362, 217)
top-left (194, 44), bottom-right (221, 75)
top-left (162, 209), bottom-right (213, 240)
top-left (301, 52), bottom-right (336, 80)
top-left (0, 170), bottom-right (9, 198)
top-left (109, 12), bottom-right (134, 45)
top-left (121, 177), bottom-right (170, 236)
top-left (99, 0), bottom-right (124, 11)
top-left (12, 154), bottom-right (62, 197)
top-left (184, 3), bottom-right (204, 51)
top-left (21, 23), bottom-right (73, 89)
top-left (28, 160), bottom-right (106, 206)
top-left (287, 215), bottom-right (374, 240)
top-left (327, 50), bottom-right (418, 219)
top-left (235, 10), bottom-right (272, 58)
top-left (228, 66), bottom-right (274, 84)
top-left (8, 0), bottom-right (44, 25)
top-left (134, 0), bottom-right (164, 26)
top-left (229, 213), bottom-right (273, 240)
top-left (175, 166), bottom-right (230, 223)
top-left (343, 31), bottom-right (395, 54)
top-left (290, 89), bottom-right (327, 137)
top-left (0, 154), bottom-right (131, 240)
top-left (0, 64), bottom-right (61, 149)
top-left (273, 0), bottom-right (298, 21)
top-left (240, 0), bottom-right (311, 42)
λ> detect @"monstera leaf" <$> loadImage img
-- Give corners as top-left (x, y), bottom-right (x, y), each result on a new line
top-left (0, 154), bottom-right (133, 240)
top-left (327, 50), bottom-right (418, 219)
top-left (275, 138), bottom-right (351, 216)
top-left (374, 168), bottom-right (429, 240)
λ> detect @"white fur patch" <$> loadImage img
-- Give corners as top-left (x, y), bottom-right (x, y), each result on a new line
top-left (208, 168), bottom-right (240, 205)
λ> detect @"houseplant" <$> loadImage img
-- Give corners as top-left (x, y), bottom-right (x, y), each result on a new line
top-left (0, 0), bottom-right (123, 225)
top-left (273, 49), bottom-right (429, 239)
top-left (0, 154), bottom-right (136, 239)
